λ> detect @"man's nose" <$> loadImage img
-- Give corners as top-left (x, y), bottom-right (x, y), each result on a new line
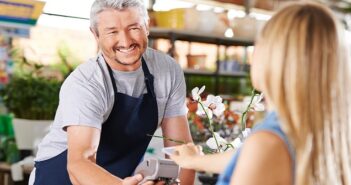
top-left (118, 32), bottom-right (132, 47)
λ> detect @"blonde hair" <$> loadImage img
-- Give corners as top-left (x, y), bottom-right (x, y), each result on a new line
top-left (257, 2), bottom-right (351, 185)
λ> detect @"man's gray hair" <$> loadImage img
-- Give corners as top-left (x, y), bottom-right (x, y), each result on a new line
top-left (90, 0), bottom-right (149, 32)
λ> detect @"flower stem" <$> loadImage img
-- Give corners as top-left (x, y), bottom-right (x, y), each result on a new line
top-left (147, 134), bottom-right (214, 154)
top-left (241, 89), bottom-right (256, 131)
top-left (198, 99), bottom-right (221, 152)
top-left (147, 134), bottom-right (185, 144)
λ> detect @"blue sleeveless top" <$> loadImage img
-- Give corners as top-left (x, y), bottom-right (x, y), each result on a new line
top-left (216, 112), bottom-right (296, 185)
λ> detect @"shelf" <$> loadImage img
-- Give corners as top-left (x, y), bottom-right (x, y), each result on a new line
top-left (183, 69), bottom-right (248, 77)
top-left (149, 27), bottom-right (253, 95)
top-left (149, 27), bottom-right (254, 46)
top-left (218, 71), bottom-right (249, 77)
top-left (183, 69), bottom-right (215, 76)
top-left (178, 0), bottom-right (274, 14)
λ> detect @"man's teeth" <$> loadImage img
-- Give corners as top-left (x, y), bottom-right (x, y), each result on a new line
top-left (118, 46), bottom-right (136, 53)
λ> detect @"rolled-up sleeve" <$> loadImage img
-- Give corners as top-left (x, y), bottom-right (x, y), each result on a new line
top-left (60, 72), bottom-right (104, 130)
top-left (163, 63), bottom-right (188, 118)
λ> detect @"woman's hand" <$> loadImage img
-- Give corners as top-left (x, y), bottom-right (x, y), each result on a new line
top-left (169, 143), bottom-right (203, 170)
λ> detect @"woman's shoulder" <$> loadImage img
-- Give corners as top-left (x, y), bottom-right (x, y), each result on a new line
top-left (244, 131), bottom-right (291, 157)
top-left (252, 112), bottom-right (295, 162)
top-left (231, 131), bottom-right (293, 185)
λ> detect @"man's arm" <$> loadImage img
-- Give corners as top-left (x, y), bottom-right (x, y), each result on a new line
top-left (66, 125), bottom-right (143, 185)
top-left (161, 115), bottom-right (195, 185)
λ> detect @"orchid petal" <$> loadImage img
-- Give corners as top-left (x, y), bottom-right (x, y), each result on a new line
top-left (198, 86), bottom-right (205, 95)
top-left (207, 110), bottom-right (213, 119)
top-left (191, 87), bottom-right (200, 100)
top-left (242, 128), bottom-right (252, 138)
top-left (230, 101), bottom-right (246, 113)
top-left (230, 137), bottom-right (242, 149)
top-left (191, 86), bottom-right (206, 101)
top-left (252, 95), bottom-right (260, 104)
top-left (206, 133), bottom-right (227, 150)
top-left (196, 104), bottom-right (213, 119)
top-left (257, 93), bottom-right (264, 102)
top-left (213, 96), bottom-right (223, 104)
top-left (213, 103), bottom-right (225, 117)
top-left (196, 103), bottom-right (206, 116)
top-left (203, 95), bottom-right (214, 107)
top-left (253, 103), bottom-right (265, 111)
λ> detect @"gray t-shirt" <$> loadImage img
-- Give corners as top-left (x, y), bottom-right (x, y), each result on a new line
top-left (35, 48), bottom-right (187, 161)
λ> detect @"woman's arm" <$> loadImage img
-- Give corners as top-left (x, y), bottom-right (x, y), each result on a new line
top-left (170, 143), bottom-right (235, 174)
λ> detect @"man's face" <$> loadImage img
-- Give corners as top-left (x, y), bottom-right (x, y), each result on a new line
top-left (93, 7), bottom-right (149, 70)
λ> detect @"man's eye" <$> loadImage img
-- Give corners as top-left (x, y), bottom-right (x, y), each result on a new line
top-left (130, 27), bottom-right (140, 30)
top-left (109, 31), bottom-right (118, 34)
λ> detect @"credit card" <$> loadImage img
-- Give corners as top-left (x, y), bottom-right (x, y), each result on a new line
top-left (161, 146), bottom-right (176, 156)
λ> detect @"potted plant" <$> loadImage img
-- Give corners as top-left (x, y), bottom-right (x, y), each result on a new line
top-left (0, 48), bottom-right (73, 155)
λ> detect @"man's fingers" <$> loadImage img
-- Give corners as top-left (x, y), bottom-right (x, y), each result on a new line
top-left (142, 181), bottom-right (154, 185)
top-left (141, 180), bottom-right (166, 185)
top-left (123, 174), bottom-right (143, 185)
top-left (155, 180), bottom-right (166, 185)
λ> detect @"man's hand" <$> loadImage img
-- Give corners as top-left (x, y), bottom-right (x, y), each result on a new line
top-left (122, 174), bottom-right (143, 185)
top-left (123, 174), bottom-right (166, 185)
top-left (141, 180), bottom-right (166, 185)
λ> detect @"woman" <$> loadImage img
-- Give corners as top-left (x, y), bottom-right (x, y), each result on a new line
top-left (170, 2), bottom-right (351, 185)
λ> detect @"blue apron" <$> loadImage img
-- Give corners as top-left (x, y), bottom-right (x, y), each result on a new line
top-left (34, 57), bottom-right (158, 185)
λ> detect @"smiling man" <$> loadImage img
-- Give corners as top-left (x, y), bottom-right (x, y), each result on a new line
top-left (29, 0), bottom-right (195, 185)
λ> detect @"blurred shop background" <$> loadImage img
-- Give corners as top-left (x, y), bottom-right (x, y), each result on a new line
top-left (0, 0), bottom-right (351, 184)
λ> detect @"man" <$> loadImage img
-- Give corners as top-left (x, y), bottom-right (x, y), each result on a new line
top-left (29, 0), bottom-right (195, 184)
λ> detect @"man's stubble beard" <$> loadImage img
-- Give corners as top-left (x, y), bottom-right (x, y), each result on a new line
top-left (114, 55), bottom-right (142, 66)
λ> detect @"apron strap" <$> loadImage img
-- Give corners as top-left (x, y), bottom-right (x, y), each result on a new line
top-left (103, 57), bottom-right (118, 95)
top-left (141, 57), bottom-right (156, 98)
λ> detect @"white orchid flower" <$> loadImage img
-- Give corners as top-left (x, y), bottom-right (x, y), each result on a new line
top-left (232, 93), bottom-right (265, 113)
top-left (196, 103), bottom-right (213, 119)
top-left (206, 132), bottom-right (227, 150)
top-left (213, 103), bottom-right (225, 117)
top-left (191, 86), bottom-right (205, 101)
top-left (241, 128), bottom-right (252, 138)
top-left (250, 93), bottom-right (265, 111)
top-left (203, 94), bottom-right (225, 117)
top-left (230, 137), bottom-right (242, 149)
top-left (229, 101), bottom-right (247, 113)
top-left (228, 128), bottom-right (251, 149)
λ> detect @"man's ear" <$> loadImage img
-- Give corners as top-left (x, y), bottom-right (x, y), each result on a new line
top-left (145, 19), bottom-right (150, 36)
